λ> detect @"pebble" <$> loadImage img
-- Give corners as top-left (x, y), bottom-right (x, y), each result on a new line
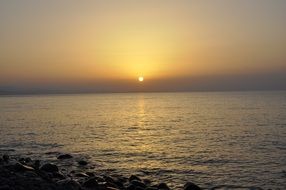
top-left (57, 154), bottom-right (73, 160)
top-left (77, 160), bottom-right (88, 166)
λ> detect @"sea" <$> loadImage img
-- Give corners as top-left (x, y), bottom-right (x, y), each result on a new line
top-left (0, 91), bottom-right (285, 189)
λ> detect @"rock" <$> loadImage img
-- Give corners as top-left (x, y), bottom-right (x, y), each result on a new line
top-left (40, 163), bottom-right (59, 173)
top-left (0, 157), bottom-right (4, 164)
top-left (86, 172), bottom-right (95, 177)
top-left (13, 162), bottom-right (35, 172)
top-left (126, 184), bottom-right (136, 190)
top-left (2, 155), bottom-right (9, 162)
top-left (143, 179), bottom-right (152, 185)
top-left (82, 177), bottom-right (98, 188)
top-left (23, 171), bottom-right (38, 177)
top-left (57, 179), bottom-right (81, 190)
top-left (145, 187), bottom-right (157, 190)
top-left (33, 160), bottom-right (41, 170)
top-left (57, 154), bottom-right (73, 160)
top-left (130, 180), bottom-right (146, 189)
top-left (0, 185), bottom-right (12, 190)
top-left (52, 172), bottom-right (65, 179)
top-left (104, 175), bottom-right (116, 184)
top-left (74, 172), bottom-right (89, 178)
top-left (25, 157), bottom-right (32, 163)
top-left (184, 182), bottom-right (201, 190)
top-left (77, 160), bottom-right (88, 166)
top-left (129, 175), bottom-right (141, 182)
top-left (158, 183), bottom-right (170, 190)
top-left (94, 175), bottom-right (105, 182)
top-left (106, 187), bottom-right (120, 190)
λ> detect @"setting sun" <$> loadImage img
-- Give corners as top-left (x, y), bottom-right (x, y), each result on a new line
top-left (138, 77), bottom-right (144, 82)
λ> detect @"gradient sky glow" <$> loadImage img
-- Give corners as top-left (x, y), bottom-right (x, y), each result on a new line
top-left (0, 0), bottom-right (286, 93)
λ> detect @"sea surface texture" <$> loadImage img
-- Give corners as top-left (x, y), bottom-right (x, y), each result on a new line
top-left (0, 92), bottom-right (285, 189)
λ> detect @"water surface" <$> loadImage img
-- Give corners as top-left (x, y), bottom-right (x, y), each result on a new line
top-left (0, 92), bottom-right (285, 189)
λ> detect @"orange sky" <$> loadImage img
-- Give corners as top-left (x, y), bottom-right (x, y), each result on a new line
top-left (0, 1), bottom-right (286, 92)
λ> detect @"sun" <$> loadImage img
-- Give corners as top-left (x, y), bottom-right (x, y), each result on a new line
top-left (138, 76), bottom-right (144, 82)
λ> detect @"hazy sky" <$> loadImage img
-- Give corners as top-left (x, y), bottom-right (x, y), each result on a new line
top-left (0, 0), bottom-right (286, 93)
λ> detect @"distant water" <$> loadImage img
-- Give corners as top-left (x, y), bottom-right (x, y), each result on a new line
top-left (0, 91), bottom-right (285, 189)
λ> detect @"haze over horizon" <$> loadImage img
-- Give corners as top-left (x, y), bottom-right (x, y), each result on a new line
top-left (1, 0), bottom-right (286, 94)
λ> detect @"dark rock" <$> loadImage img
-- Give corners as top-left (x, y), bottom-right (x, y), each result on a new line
top-left (0, 185), bottom-right (12, 190)
top-left (33, 160), bottom-right (41, 170)
top-left (52, 172), bottom-right (65, 179)
top-left (158, 183), bottom-right (170, 190)
top-left (94, 175), bottom-right (105, 183)
top-left (40, 163), bottom-right (59, 173)
top-left (184, 182), bottom-right (201, 190)
top-left (57, 179), bottom-right (81, 190)
top-left (104, 175), bottom-right (116, 184)
top-left (129, 175), bottom-right (141, 182)
top-left (105, 182), bottom-right (119, 189)
top-left (74, 172), bottom-right (89, 178)
top-left (135, 187), bottom-right (145, 190)
top-left (126, 184), bottom-right (136, 190)
top-left (86, 172), bottom-right (95, 177)
top-left (143, 179), bottom-right (152, 185)
top-left (113, 180), bottom-right (124, 189)
top-left (130, 180), bottom-right (146, 189)
top-left (77, 160), bottom-right (88, 166)
top-left (145, 187), bottom-right (157, 190)
top-left (0, 157), bottom-right (4, 164)
top-left (25, 157), bottom-right (32, 163)
top-left (57, 154), bottom-right (73, 160)
top-left (13, 162), bottom-right (35, 172)
top-left (82, 177), bottom-right (98, 188)
top-left (3, 155), bottom-right (9, 162)
top-left (18, 157), bottom-right (25, 163)
top-left (106, 187), bottom-right (120, 190)
top-left (23, 171), bottom-right (38, 177)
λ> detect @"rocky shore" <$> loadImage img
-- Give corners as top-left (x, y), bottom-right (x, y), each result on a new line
top-left (0, 153), bottom-right (264, 190)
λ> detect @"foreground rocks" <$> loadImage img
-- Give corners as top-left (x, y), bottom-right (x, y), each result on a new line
top-left (0, 153), bottom-right (263, 190)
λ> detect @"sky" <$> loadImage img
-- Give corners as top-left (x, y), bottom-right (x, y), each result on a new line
top-left (0, 0), bottom-right (286, 93)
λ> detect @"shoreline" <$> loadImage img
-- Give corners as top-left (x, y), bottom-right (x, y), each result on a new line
top-left (0, 153), bottom-right (264, 190)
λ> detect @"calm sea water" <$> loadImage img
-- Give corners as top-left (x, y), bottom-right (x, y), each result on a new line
top-left (0, 92), bottom-right (285, 189)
